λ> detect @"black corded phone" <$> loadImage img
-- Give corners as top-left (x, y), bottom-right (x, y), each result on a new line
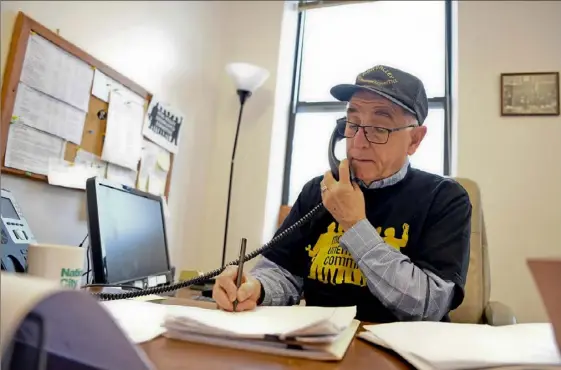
top-left (328, 117), bottom-right (346, 181)
top-left (93, 117), bottom-right (347, 301)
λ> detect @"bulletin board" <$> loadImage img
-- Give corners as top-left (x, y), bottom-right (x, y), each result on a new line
top-left (0, 12), bottom-right (175, 197)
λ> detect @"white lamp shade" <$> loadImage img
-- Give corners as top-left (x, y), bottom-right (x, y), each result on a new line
top-left (226, 62), bottom-right (270, 93)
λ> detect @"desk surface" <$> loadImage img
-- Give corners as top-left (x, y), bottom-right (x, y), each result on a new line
top-left (134, 289), bottom-right (412, 370)
top-left (140, 330), bottom-right (411, 370)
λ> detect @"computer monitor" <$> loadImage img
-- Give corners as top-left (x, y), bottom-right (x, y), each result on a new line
top-left (85, 177), bottom-right (171, 286)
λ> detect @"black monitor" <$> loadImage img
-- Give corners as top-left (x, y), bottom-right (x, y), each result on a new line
top-left (85, 177), bottom-right (171, 286)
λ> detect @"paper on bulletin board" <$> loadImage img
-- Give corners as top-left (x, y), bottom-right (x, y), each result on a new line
top-left (101, 91), bottom-right (144, 171)
top-left (20, 33), bottom-right (93, 112)
top-left (91, 69), bottom-right (145, 106)
top-left (147, 175), bottom-right (165, 196)
top-left (142, 98), bottom-right (183, 154)
top-left (107, 163), bottom-right (137, 187)
top-left (74, 149), bottom-right (107, 179)
top-left (47, 158), bottom-right (98, 190)
top-left (138, 139), bottom-right (170, 194)
top-left (12, 82), bottom-right (86, 144)
top-left (4, 123), bottom-right (65, 176)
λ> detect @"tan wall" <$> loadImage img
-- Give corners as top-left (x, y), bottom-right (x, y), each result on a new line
top-left (455, 0), bottom-right (561, 322)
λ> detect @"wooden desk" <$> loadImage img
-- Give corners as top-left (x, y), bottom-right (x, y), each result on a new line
top-left (140, 331), bottom-right (411, 370)
top-left (137, 289), bottom-right (412, 370)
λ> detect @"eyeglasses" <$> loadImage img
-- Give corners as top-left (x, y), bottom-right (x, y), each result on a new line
top-left (337, 120), bottom-right (417, 144)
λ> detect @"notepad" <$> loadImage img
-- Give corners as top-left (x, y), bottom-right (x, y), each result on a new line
top-left (163, 305), bottom-right (359, 360)
top-left (358, 321), bottom-right (561, 370)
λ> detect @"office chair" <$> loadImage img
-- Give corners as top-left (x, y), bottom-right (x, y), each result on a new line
top-left (449, 178), bottom-right (516, 325)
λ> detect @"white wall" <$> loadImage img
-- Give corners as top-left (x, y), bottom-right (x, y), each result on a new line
top-left (196, 1), bottom-right (297, 272)
top-left (0, 0), bottom-right (223, 267)
top-left (456, 0), bottom-right (561, 322)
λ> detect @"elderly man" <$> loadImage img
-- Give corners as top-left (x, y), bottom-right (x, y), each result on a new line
top-left (213, 65), bottom-right (471, 323)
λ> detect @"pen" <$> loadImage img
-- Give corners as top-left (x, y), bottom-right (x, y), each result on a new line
top-left (233, 238), bottom-right (247, 312)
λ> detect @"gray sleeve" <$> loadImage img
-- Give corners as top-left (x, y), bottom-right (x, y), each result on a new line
top-left (340, 219), bottom-right (455, 321)
top-left (248, 257), bottom-right (303, 306)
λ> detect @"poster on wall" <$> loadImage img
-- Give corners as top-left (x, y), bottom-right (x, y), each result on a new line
top-left (142, 98), bottom-right (184, 154)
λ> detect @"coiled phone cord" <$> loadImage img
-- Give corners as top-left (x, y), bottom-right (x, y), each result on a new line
top-left (92, 203), bottom-right (325, 301)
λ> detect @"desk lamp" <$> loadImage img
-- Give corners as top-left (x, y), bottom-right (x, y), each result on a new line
top-left (221, 62), bottom-right (270, 267)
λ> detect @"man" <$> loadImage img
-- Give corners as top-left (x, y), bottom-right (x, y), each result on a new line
top-left (213, 65), bottom-right (472, 323)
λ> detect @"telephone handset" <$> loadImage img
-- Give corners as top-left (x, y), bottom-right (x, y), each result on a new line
top-left (328, 117), bottom-right (347, 181)
top-left (93, 118), bottom-right (347, 301)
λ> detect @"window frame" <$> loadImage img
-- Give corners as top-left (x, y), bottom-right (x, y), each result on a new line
top-left (281, 0), bottom-right (453, 205)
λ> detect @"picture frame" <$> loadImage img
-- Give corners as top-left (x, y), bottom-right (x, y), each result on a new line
top-left (501, 72), bottom-right (560, 116)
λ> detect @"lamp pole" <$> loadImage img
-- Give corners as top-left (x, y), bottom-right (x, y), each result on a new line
top-left (221, 89), bottom-right (251, 268)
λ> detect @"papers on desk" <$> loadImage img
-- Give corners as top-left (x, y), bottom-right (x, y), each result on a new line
top-left (165, 305), bottom-right (356, 339)
top-left (359, 321), bottom-right (561, 370)
top-left (163, 305), bottom-right (359, 360)
top-left (101, 300), bottom-right (168, 344)
top-left (99, 299), bottom-right (358, 360)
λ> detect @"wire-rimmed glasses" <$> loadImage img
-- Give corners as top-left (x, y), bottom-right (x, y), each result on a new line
top-left (337, 120), bottom-right (417, 144)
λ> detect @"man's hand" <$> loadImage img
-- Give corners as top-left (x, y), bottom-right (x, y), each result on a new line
top-left (321, 159), bottom-right (366, 231)
top-left (212, 266), bottom-right (261, 312)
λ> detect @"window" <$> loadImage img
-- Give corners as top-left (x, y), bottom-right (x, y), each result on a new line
top-left (283, 0), bottom-right (451, 205)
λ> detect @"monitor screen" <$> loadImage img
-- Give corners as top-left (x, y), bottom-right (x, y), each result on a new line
top-left (95, 184), bottom-right (169, 283)
top-left (1, 196), bottom-right (20, 220)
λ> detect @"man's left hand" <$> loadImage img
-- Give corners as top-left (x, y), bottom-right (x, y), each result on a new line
top-left (321, 159), bottom-right (366, 231)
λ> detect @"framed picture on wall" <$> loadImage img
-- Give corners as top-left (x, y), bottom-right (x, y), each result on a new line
top-left (501, 72), bottom-right (560, 116)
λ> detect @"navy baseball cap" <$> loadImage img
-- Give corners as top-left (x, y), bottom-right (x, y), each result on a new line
top-left (330, 65), bottom-right (429, 124)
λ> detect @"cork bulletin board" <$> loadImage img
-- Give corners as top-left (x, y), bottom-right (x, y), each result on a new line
top-left (1, 11), bottom-right (174, 197)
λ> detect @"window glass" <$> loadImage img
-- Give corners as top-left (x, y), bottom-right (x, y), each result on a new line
top-left (409, 108), bottom-right (444, 175)
top-left (299, 1), bottom-right (446, 102)
top-left (288, 111), bottom-right (346, 204)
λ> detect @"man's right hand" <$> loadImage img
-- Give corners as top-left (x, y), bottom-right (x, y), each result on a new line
top-left (212, 266), bottom-right (262, 312)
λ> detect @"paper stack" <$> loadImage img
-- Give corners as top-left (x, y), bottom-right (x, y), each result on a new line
top-left (358, 321), bottom-right (561, 370)
top-left (162, 305), bottom-right (359, 361)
